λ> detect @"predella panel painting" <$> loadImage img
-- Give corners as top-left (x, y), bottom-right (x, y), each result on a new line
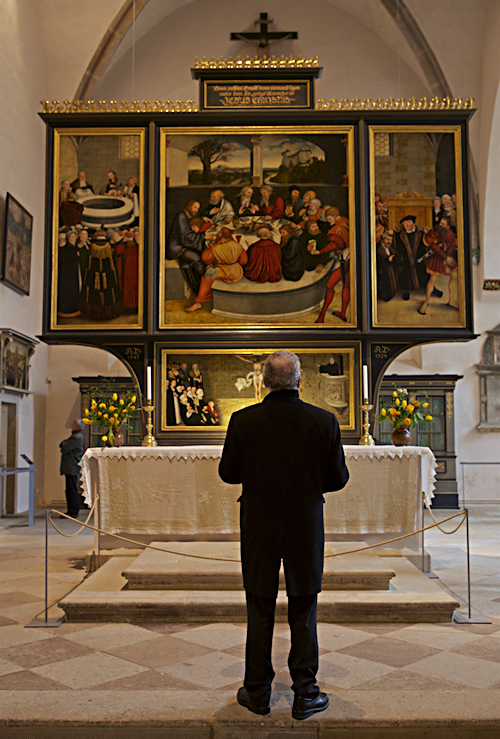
top-left (371, 126), bottom-right (466, 328)
top-left (51, 129), bottom-right (144, 330)
top-left (161, 348), bottom-right (357, 433)
top-left (160, 127), bottom-right (355, 328)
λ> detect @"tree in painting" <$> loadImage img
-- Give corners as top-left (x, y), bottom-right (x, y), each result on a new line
top-left (188, 139), bottom-right (239, 184)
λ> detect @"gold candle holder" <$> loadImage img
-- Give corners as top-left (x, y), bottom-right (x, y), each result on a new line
top-left (359, 398), bottom-right (375, 446)
top-left (141, 399), bottom-right (157, 447)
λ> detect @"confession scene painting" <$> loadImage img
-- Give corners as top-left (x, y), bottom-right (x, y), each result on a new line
top-left (160, 348), bottom-right (357, 432)
top-left (371, 126), bottom-right (465, 328)
top-left (160, 127), bottom-right (355, 328)
top-left (51, 129), bottom-right (144, 329)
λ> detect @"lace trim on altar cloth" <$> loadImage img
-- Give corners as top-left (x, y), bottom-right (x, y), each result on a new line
top-left (83, 445), bottom-right (224, 461)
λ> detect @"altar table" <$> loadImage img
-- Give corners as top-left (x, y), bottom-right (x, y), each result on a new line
top-left (80, 446), bottom-right (436, 548)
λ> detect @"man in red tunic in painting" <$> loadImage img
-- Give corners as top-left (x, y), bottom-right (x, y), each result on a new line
top-left (244, 226), bottom-right (282, 284)
top-left (258, 186), bottom-right (285, 221)
top-left (418, 215), bottom-right (458, 315)
top-left (313, 207), bottom-right (350, 323)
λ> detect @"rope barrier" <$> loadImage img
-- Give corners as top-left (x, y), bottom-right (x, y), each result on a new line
top-left (49, 495), bottom-right (99, 538)
top-left (48, 507), bottom-right (467, 563)
top-left (424, 496), bottom-right (466, 535)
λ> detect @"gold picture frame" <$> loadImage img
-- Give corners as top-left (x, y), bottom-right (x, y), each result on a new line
top-left (50, 128), bottom-right (145, 330)
top-left (159, 346), bottom-right (359, 434)
top-left (159, 126), bottom-right (356, 329)
top-left (369, 125), bottom-right (466, 328)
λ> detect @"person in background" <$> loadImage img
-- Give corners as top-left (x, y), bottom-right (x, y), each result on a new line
top-left (59, 419), bottom-right (85, 518)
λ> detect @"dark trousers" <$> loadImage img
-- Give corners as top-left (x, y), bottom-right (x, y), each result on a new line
top-left (64, 475), bottom-right (80, 517)
top-left (244, 590), bottom-right (319, 703)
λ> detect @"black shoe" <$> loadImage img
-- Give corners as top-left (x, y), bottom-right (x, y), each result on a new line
top-left (292, 692), bottom-right (329, 721)
top-left (432, 287), bottom-right (443, 298)
top-left (403, 292), bottom-right (410, 300)
top-left (237, 686), bottom-right (270, 716)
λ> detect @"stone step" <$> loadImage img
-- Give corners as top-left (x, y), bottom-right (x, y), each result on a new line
top-left (58, 556), bottom-right (459, 624)
top-left (122, 541), bottom-right (397, 591)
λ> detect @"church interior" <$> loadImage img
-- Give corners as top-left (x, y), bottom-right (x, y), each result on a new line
top-left (1, 0), bottom-right (500, 735)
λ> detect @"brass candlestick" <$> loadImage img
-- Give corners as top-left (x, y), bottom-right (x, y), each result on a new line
top-left (359, 398), bottom-right (375, 446)
top-left (141, 400), bottom-right (157, 447)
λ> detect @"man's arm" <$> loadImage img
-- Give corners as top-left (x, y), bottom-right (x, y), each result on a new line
top-left (324, 415), bottom-right (349, 493)
top-left (218, 415), bottom-right (241, 484)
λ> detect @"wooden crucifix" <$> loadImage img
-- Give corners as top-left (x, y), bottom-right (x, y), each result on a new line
top-left (230, 12), bottom-right (298, 57)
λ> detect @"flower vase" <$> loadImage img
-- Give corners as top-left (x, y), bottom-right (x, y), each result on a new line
top-left (391, 425), bottom-right (412, 447)
top-left (105, 428), bottom-right (125, 447)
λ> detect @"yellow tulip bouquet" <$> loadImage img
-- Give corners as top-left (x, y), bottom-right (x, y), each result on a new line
top-left (376, 386), bottom-right (433, 429)
top-left (82, 391), bottom-right (137, 445)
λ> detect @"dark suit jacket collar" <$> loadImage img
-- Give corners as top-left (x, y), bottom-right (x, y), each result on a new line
top-left (263, 389), bottom-right (299, 401)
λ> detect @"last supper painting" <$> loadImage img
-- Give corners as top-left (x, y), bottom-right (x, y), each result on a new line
top-left (50, 129), bottom-right (145, 330)
top-left (159, 126), bottom-right (355, 328)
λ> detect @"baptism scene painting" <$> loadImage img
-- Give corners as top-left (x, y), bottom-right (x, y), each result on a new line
top-left (160, 126), bottom-right (355, 328)
top-left (160, 348), bottom-right (357, 432)
top-left (370, 126), bottom-right (466, 328)
top-left (51, 129), bottom-right (144, 329)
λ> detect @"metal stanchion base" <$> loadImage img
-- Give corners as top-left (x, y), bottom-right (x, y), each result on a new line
top-left (453, 613), bottom-right (492, 625)
top-left (25, 616), bottom-right (66, 628)
top-left (425, 572), bottom-right (439, 579)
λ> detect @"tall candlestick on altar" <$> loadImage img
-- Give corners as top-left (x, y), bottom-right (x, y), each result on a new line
top-left (362, 365), bottom-right (369, 401)
top-left (146, 366), bottom-right (152, 400)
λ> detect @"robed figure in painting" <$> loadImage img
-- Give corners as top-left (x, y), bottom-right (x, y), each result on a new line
top-left (166, 200), bottom-right (206, 293)
top-left (57, 230), bottom-right (82, 317)
top-left (393, 215), bottom-right (428, 299)
top-left (243, 226), bottom-right (282, 284)
top-left (81, 230), bottom-right (123, 321)
top-left (376, 232), bottom-right (401, 302)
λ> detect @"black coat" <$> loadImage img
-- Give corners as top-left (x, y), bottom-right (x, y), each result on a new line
top-left (219, 390), bottom-right (349, 598)
top-left (60, 431), bottom-right (85, 476)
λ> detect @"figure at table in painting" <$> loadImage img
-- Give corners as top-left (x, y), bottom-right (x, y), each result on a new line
top-left (295, 189), bottom-right (315, 224)
top-left (100, 170), bottom-right (122, 196)
top-left (393, 215), bottom-right (430, 301)
top-left (59, 180), bottom-right (84, 228)
top-left (301, 220), bottom-right (330, 273)
top-left (114, 229), bottom-right (139, 313)
top-left (243, 225), bottom-right (282, 284)
top-left (418, 216), bottom-right (459, 315)
top-left (166, 200), bottom-right (206, 294)
top-left (279, 224), bottom-right (304, 282)
top-left (258, 185), bottom-right (285, 221)
top-left (235, 355), bottom-right (265, 403)
top-left (317, 355), bottom-right (344, 376)
top-left (81, 229), bottom-right (123, 321)
top-left (233, 186), bottom-right (259, 218)
top-left (184, 227), bottom-right (248, 313)
top-left (299, 197), bottom-right (323, 230)
top-left (284, 186), bottom-right (304, 220)
top-left (70, 171), bottom-right (94, 199)
top-left (313, 208), bottom-right (351, 323)
top-left (201, 400), bottom-right (219, 425)
top-left (57, 230), bottom-right (82, 317)
top-left (201, 189), bottom-right (234, 225)
top-left (376, 232), bottom-right (401, 302)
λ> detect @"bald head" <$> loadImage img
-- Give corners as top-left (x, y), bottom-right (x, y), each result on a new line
top-left (263, 351), bottom-right (301, 392)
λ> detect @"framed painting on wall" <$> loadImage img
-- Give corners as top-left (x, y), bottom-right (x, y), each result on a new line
top-left (50, 128), bottom-right (145, 330)
top-left (370, 125), bottom-right (466, 328)
top-left (2, 193), bottom-right (33, 296)
top-left (159, 126), bottom-right (356, 329)
top-left (158, 346), bottom-right (360, 435)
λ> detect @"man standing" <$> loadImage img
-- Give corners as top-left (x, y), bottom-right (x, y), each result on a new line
top-left (59, 419), bottom-right (85, 518)
top-left (393, 215), bottom-right (428, 300)
top-left (219, 351), bottom-right (349, 720)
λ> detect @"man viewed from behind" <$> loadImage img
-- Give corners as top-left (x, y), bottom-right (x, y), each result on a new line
top-left (59, 419), bottom-right (85, 518)
top-left (219, 351), bottom-right (349, 720)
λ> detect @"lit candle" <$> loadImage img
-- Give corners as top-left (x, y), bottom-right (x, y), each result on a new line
top-left (362, 365), bottom-right (369, 401)
top-left (146, 366), bottom-right (152, 400)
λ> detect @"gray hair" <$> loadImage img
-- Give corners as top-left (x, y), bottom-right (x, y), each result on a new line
top-left (263, 351), bottom-right (301, 391)
top-left (73, 419), bottom-right (85, 432)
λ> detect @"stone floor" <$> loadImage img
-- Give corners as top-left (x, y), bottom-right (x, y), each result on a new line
top-left (0, 505), bottom-right (499, 737)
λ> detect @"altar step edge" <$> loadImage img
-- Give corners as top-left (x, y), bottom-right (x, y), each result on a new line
top-left (59, 555), bottom-right (459, 624)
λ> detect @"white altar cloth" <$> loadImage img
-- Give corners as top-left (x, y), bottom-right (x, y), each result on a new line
top-left (80, 445), bottom-right (436, 538)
